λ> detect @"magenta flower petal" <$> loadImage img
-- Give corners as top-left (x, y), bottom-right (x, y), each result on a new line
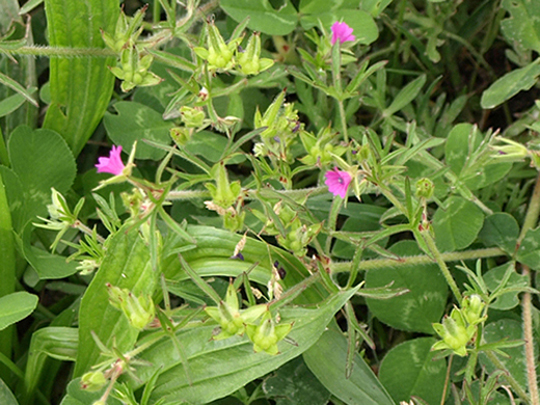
top-left (95, 145), bottom-right (126, 176)
top-left (331, 21), bottom-right (356, 45)
top-left (325, 169), bottom-right (352, 198)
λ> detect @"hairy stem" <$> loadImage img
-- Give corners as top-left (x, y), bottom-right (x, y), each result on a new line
top-left (332, 247), bottom-right (505, 272)
top-left (166, 186), bottom-right (329, 201)
top-left (420, 230), bottom-right (462, 305)
top-left (518, 173), bottom-right (540, 405)
top-left (1, 45), bottom-right (117, 58)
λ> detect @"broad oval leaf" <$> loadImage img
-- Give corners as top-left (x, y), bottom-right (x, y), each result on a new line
top-left (221, 0), bottom-right (298, 36)
top-left (432, 196), bottom-right (484, 252)
top-left (365, 240), bottom-right (448, 333)
top-left (103, 101), bottom-right (173, 160)
top-left (8, 125), bottom-right (76, 221)
top-left (0, 291), bottom-right (38, 331)
top-left (379, 337), bottom-right (446, 404)
top-left (516, 227), bottom-right (540, 270)
top-left (478, 213), bottom-right (519, 254)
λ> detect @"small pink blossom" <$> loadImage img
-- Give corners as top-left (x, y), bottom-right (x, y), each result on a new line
top-left (325, 168), bottom-right (352, 198)
top-left (331, 21), bottom-right (355, 45)
top-left (95, 145), bottom-right (125, 175)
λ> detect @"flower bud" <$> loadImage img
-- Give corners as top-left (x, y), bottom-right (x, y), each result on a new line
top-left (180, 106), bottom-right (205, 128)
top-left (106, 284), bottom-right (155, 330)
top-left (170, 127), bottom-right (192, 147)
top-left (80, 371), bottom-right (106, 391)
top-left (245, 311), bottom-right (292, 355)
top-left (415, 178), bottom-right (435, 199)
top-left (461, 294), bottom-right (486, 326)
top-left (432, 308), bottom-right (475, 357)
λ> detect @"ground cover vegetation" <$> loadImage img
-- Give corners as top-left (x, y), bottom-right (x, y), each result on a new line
top-left (1, 0), bottom-right (540, 404)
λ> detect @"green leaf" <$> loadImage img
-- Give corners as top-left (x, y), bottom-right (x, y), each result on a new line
top-left (0, 92), bottom-right (27, 117)
top-left (444, 123), bottom-right (511, 190)
top-left (0, 166), bottom-right (25, 232)
top-left (19, 0), bottom-right (45, 15)
top-left (43, 0), bottom-right (119, 156)
top-left (299, 0), bottom-right (358, 14)
top-left (103, 102), bottom-right (173, 160)
top-left (0, 291), bottom-right (38, 331)
top-left (303, 327), bottom-right (394, 405)
top-left (500, 0), bottom-right (540, 53)
top-left (479, 319), bottom-right (527, 389)
top-left (0, 378), bottom-right (18, 405)
top-left (383, 74), bottom-right (426, 117)
top-left (299, 10), bottom-right (378, 46)
top-left (24, 327), bottom-right (78, 403)
top-left (8, 125), bottom-right (76, 222)
top-left (221, 0), bottom-right (298, 36)
top-left (478, 213), bottom-right (519, 254)
top-left (0, 71), bottom-right (38, 107)
top-left (484, 262), bottom-right (528, 310)
top-left (516, 227), bottom-right (540, 270)
top-left (20, 223), bottom-right (79, 280)
top-left (432, 196), bottom-right (484, 252)
top-left (73, 226), bottom-right (158, 377)
top-left (481, 61), bottom-right (540, 109)
top-left (262, 356), bottom-right (331, 405)
top-left (379, 337), bottom-right (446, 404)
top-left (185, 131), bottom-right (244, 163)
top-left (365, 240), bottom-right (448, 333)
top-left (130, 288), bottom-right (358, 404)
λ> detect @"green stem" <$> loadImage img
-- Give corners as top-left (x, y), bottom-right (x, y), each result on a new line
top-left (338, 100), bottom-right (352, 163)
top-left (420, 230), bottom-right (462, 305)
top-left (0, 126), bottom-right (10, 166)
top-left (517, 173), bottom-right (540, 405)
top-left (331, 247), bottom-right (505, 273)
top-left (166, 186), bottom-right (329, 201)
top-left (325, 197), bottom-right (343, 254)
top-left (1, 46), bottom-right (116, 58)
top-left (0, 170), bottom-right (15, 381)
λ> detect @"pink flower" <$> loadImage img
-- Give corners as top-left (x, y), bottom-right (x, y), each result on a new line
top-left (95, 145), bottom-right (125, 175)
top-left (325, 168), bottom-right (352, 198)
top-left (331, 21), bottom-right (355, 45)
